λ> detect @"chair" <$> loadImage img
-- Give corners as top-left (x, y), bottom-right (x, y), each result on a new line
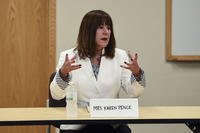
top-left (47, 72), bottom-right (66, 133)
top-left (185, 122), bottom-right (200, 133)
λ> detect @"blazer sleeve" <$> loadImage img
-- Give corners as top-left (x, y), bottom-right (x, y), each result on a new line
top-left (50, 51), bottom-right (67, 100)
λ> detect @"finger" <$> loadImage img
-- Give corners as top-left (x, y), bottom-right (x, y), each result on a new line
top-left (68, 55), bottom-right (77, 64)
top-left (124, 61), bottom-right (131, 66)
top-left (65, 54), bottom-right (69, 62)
top-left (120, 65), bottom-right (130, 69)
top-left (70, 55), bottom-right (76, 61)
top-left (135, 53), bottom-right (138, 60)
top-left (69, 60), bottom-right (75, 64)
top-left (127, 51), bottom-right (132, 59)
top-left (120, 65), bottom-right (128, 69)
top-left (128, 51), bottom-right (135, 61)
top-left (71, 64), bottom-right (81, 70)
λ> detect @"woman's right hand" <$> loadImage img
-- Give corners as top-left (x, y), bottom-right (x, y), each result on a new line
top-left (60, 54), bottom-right (81, 76)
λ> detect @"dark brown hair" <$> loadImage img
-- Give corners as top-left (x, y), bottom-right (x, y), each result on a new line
top-left (76, 10), bottom-right (116, 59)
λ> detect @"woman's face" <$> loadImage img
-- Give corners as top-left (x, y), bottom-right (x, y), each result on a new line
top-left (95, 24), bottom-right (111, 51)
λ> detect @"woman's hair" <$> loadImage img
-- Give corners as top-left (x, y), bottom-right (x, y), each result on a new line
top-left (76, 10), bottom-right (116, 59)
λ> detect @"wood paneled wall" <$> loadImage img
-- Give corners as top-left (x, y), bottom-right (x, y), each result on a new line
top-left (0, 0), bottom-right (56, 132)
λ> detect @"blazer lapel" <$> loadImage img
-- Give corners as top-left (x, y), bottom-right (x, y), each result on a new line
top-left (78, 57), bottom-right (100, 92)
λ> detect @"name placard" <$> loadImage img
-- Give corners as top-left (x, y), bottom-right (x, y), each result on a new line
top-left (90, 98), bottom-right (138, 117)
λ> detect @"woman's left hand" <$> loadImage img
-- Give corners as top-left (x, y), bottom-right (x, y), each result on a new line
top-left (120, 51), bottom-right (141, 77)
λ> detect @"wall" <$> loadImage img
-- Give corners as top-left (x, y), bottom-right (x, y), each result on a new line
top-left (56, 0), bottom-right (200, 132)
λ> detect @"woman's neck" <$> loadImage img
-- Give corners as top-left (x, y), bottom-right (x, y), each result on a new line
top-left (95, 49), bottom-right (102, 56)
top-left (90, 50), bottom-right (102, 65)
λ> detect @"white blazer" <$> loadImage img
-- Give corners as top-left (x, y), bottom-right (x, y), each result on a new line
top-left (50, 48), bottom-right (144, 130)
top-left (50, 48), bottom-right (144, 103)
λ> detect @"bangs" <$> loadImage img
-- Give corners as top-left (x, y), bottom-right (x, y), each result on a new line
top-left (91, 11), bottom-right (112, 27)
top-left (100, 16), bottom-right (112, 26)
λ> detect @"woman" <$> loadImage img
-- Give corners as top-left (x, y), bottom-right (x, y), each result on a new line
top-left (50, 10), bottom-right (145, 133)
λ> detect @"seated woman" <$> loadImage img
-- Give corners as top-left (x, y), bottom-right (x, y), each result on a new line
top-left (50, 10), bottom-right (145, 133)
